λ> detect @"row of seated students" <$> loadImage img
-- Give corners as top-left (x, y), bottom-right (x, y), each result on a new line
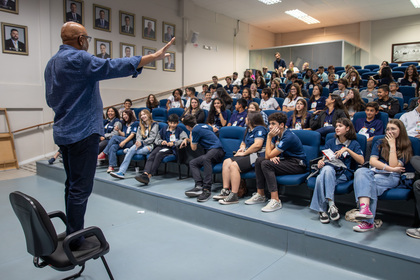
top-left (95, 103), bottom-right (420, 238)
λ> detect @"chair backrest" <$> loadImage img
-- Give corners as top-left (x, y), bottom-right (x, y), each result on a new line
top-left (132, 107), bottom-right (150, 119)
top-left (263, 110), bottom-right (278, 117)
top-left (218, 126), bottom-right (246, 158)
top-left (168, 108), bottom-right (184, 118)
top-left (394, 97), bottom-right (404, 113)
top-left (177, 122), bottom-right (190, 136)
top-left (361, 72), bottom-right (377, 80)
top-left (392, 71), bottom-right (405, 80)
top-left (389, 63), bottom-right (398, 69)
top-left (9, 191), bottom-right (58, 257)
top-left (399, 86), bottom-right (416, 104)
top-left (353, 65), bottom-right (362, 70)
top-left (393, 67), bottom-right (407, 73)
top-left (336, 70), bottom-right (345, 76)
top-left (364, 64), bottom-right (379, 71)
top-left (158, 122), bottom-right (168, 131)
top-left (357, 69), bottom-right (370, 75)
top-left (308, 87), bottom-right (329, 97)
top-left (293, 130), bottom-right (321, 168)
top-left (225, 110), bottom-right (232, 123)
top-left (253, 97), bottom-right (261, 104)
top-left (352, 111), bottom-right (389, 129)
top-left (401, 62), bottom-right (419, 67)
top-left (274, 97), bottom-right (284, 107)
top-left (159, 99), bottom-right (168, 108)
top-left (335, 66), bottom-right (345, 72)
top-left (152, 107), bottom-right (168, 122)
top-left (232, 98), bottom-right (237, 107)
top-left (394, 112), bottom-right (404, 119)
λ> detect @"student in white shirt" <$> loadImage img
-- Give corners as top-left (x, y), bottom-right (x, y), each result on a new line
top-left (282, 83), bottom-right (303, 112)
top-left (200, 91), bottom-right (213, 111)
top-left (400, 98), bottom-right (420, 138)
top-left (259, 88), bottom-right (280, 110)
top-left (166, 89), bottom-right (184, 110)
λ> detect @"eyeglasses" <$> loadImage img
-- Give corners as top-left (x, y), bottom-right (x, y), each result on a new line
top-left (80, 35), bottom-right (92, 42)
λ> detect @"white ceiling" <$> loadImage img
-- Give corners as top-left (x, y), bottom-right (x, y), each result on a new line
top-left (191, 0), bottom-right (420, 33)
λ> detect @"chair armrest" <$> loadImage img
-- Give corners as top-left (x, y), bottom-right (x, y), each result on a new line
top-left (63, 226), bottom-right (108, 265)
top-left (48, 211), bottom-right (67, 226)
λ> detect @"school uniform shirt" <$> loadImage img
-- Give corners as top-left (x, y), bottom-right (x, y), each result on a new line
top-left (260, 97), bottom-right (279, 110)
top-left (400, 78), bottom-right (419, 88)
top-left (322, 81), bottom-right (338, 93)
top-left (360, 89), bottom-right (378, 102)
top-left (213, 111), bottom-right (228, 129)
top-left (332, 89), bottom-right (349, 99)
top-left (354, 117), bottom-right (384, 139)
top-left (371, 139), bottom-right (405, 167)
top-left (286, 114), bottom-right (311, 130)
top-left (156, 126), bottom-right (188, 154)
top-left (103, 118), bottom-right (121, 139)
top-left (224, 84), bottom-right (233, 93)
top-left (389, 91), bottom-right (403, 99)
top-left (283, 96), bottom-right (303, 109)
top-left (230, 93), bottom-right (242, 99)
top-left (400, 109), bottom-right (420, 137)
top-left (228, 110), bottom-right (247, 127)
top-left (309, 96), bottom-right (326, 111)
top-left (275, 129), bottom-right (307, 161)
top-left (200, 100), bottom-right (212, 111)
top-left (243, 126), bottom-right (268, 150)
top-left (377, 97), bottom-right (400, 118)
top-left (168, 95), bottom-right (182, 108)
top-left (318, 72), bottom-right (328, 83)
top-left (324, 138), bottom-right (363, 179)
top-left (191, 124), bottom-right (223, 150)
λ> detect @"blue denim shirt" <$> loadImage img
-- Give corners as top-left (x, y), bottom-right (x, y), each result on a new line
top-left (45, 44), bottom-right (142, 145)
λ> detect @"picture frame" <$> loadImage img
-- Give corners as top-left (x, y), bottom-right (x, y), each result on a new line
top-left (142, 46), bottom-right (157, 70)
top-left (0, 0), bottom-right (18, 14)
top-left (1, 22), bottom-right (28, 55)
top-left (93, 4), bottom-right (111, 32)
top-left (94, 38), bottom-right (112, 59)
top-left (121, 42), bottom-right (135, 58)
top-left (163, 51), bottom-right (175, 72)
top-left (142, 16), bottom-right (156, 41)
top-left (392, 42), bottom-right (420, 63)
top-left (162, 22), bottom-right (175, 44)
top-left (119, 11), bottom-right (135, 37)
top-left (63, 0), bottom-right (83, 25)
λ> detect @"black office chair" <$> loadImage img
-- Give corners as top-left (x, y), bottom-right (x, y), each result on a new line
top-left (9, 191), bottom-right (114, 280)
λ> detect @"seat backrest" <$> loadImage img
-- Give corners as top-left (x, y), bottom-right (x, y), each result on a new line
top-left (399, 86), bottom-right (416, 104)
top-left (168, 108), bottom-right (184, 118)
top-left (152, 107), bottom-right (168, 122)
top-left (132, 107), bottom-right (150, 119)
top-left (335, 66), bottom-right (344, 72)
top-left (389, 63), bottom-right (398, 69)
top-left (293, 130), bottom-right (321, 168)
top-left (401, 62), bottom-right (419, 67)
top-left (364, 64), bottom-right (379, 71)
top-left (158, 122), bottom-right (168, 131)
top-left (393, 67), bottom-right (407, 73)
top-left (392, 71), bottom-right (405, 80)
top-left (274, 97), bottom-right (284, 107)
top-left (9, 191), bottom-right (57, 257)
top-left (352, 65), bottom-right (362, 70)
top-left (177, 122), bottom-right (190, 136)
top-left (202, 109), bottom-right (208, 122)
top-left (159, 99), bottom-right (168, 108)
top-left (361, 72), bottom-right (377, 80)
top-left (219, 126), bottom-right (246, 158)
top-left (253, 98), bottom-right (261, 104)
top-left (263, 110), bottom-right (278, 117)
top-left (394, 112), bottom-right (404, 119)
top-left (394, 97), bottom-right (404, 113)
top-left (357, 69), bottom-right (370, 75)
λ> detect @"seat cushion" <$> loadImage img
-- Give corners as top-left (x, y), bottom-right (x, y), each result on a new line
top-left (241, 171), bottom-right (256, 179)
top-left (378, 187), bottom-right (413, 200)
top-left (276, 173), bottom-right (309, 185)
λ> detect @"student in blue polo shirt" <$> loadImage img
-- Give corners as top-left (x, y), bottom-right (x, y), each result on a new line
top-left (135, 114), bottom-right (188, 185)
top-left (310, 118), bottom-right (364, 224)
top-left (286, 98), bottom-right (311, 129)
top-left (354, 102), bottom-right (384, 160)
top-left (99, 107), bottom-right (121, 153)
top-left (214, 112), bottom-right (268, 204)
top-left (322, 73), bottom-right (338, 93)
top-left (309, 84), bottom-right (326, 113)
top-left (245, 112), bottom-right (307, 212)
top-left (182, 115), bottom-right (225, 202)
top-left (228, 98), bottom-right (247, 127)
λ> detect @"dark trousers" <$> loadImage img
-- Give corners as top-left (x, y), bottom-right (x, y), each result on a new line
top-left (59, 133), bottom-right (99, 247)
top-left (190, 148), bottom-right (225, 190)
top-left (255, 157), bottom-right (306, 193)
top-left (413, 180), bottom-right (420, 227)
top-left (144, 146), bottom-right (173, 175)
top-left (98, 139), bottom-right (109, 153)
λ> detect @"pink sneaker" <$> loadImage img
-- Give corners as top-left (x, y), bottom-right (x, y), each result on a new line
top-left (106, 166), bottom-right (114, 173)
top-left (353, 221), bottom-right (374, 232)
top-left (98, 152), bottom-right (106, 160)
top-left (355, 203), bottom-right (373, 219)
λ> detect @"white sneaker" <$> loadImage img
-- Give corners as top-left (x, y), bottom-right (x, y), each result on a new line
top-left (245, 192), bottom-right (266, 205)
top-left (261, 199), bottom-right (282, 212)
top-left (123, 148), bottom-right (129, 154)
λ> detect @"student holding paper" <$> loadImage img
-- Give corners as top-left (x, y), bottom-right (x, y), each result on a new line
top-left (310, 118), bottom-right (364, 224)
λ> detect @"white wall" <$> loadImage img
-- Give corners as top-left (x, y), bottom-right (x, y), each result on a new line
top-left (0, 0), bottom-right (266, 164)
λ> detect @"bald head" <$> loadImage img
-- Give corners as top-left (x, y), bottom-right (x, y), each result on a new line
top-left (61, 22), bottom-right (88, 50)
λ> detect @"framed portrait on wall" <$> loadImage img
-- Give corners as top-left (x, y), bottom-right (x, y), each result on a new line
top-left (121, 42), bottom-right (135, 58)
top-left (63, 0), bottom-right (83, 25)
top-left (95, 38), bottom-right (112, 59)
top-left (392, 42), bottom-right (420, 63)
top-left (163, 51), bottom-right (175, 72)
top-left (142, 16), bottom-right (156, 41)
top-left (2, 22), bottom-right (28, 55)
top-left (162, 22), bottom-right (175, 44)
top-left (0, 0), bottom-right (18, 14)
top-left (142, 46), bottom-right (157, 70)
top-left (119, 11), bottom-right (135, 36)
top-left (93, 4), bottom-right (111, 32)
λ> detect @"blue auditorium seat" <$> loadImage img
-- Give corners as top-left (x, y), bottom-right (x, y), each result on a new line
top-left (388, 63), bottom-right (398, 69)
top-left (152, 107), bottom-right (168, 122)
top-left (212, 126), bottom-right (245, 174)
top-left (132, 107), bottom-right (150, 119)
top-left (399, 86), bottom-right (416, 105)
top-left (159, 99), bottom-right (168, 108)
top-left (401, 62), bottom-right (419, 67)
top-left (274, 97), bottom-right (284, 107)
top-left (168, 108), bottom-right (184, 118)
top-left (364, 64), bottom-right (379, 71)
top-left (392, 71), bottom-right (405, 80)
top-left (393, 67), bottom-right (407, 73)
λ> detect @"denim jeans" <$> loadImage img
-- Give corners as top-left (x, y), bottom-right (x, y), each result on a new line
top-left (353, 167), bottom-right (401, 223)
top-left (103, 135), bottom-right (134, 167)
top-left (59, 133), bottom-right (99, 247)
top-left (310, 165), bottom-right (347, 212)
top-left (118, 144), bottom-right (151, 174)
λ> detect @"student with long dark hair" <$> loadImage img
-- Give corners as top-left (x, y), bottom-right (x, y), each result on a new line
top-left (286, 98), bottom-right (311, 129)
top-left (146, 94), bottom-right (159, 111)
top-left (99, 107), bottom-right (121, 153)
top-left (181, 97), bottom-right (205, 123)
top-left (378, 66), bottom-right (394, 86)
top-left (309, 84), bottom-right (326, 113)
top-left (342, 88), bottom-right (366, 118)
top-left (206, 97), bottom-right (228, 134)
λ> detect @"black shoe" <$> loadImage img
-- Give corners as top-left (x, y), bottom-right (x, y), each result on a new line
top-left (135, 173), bottom-right (149, 185)
top-left (197, 189), bottom-right (211, 202)
top-left (185, 186), bottom-right (203, 198)
top-left (48, 158), bottom-right (55, 164)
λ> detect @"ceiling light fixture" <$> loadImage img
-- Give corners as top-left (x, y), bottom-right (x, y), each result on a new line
top-left (285, 9), bottom-right (320, 24)
top-left (410, 0), bottom-right (420, 8)
top-left (258, 0), bottom-right (282, 5)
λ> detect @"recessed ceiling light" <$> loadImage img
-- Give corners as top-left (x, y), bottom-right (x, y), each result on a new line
top-left (258, 0), bottom-right (282, 5)
top-left (410, 0), bottom-right (420, 8)
top-left (285, 9), bottom-right (320, 24)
